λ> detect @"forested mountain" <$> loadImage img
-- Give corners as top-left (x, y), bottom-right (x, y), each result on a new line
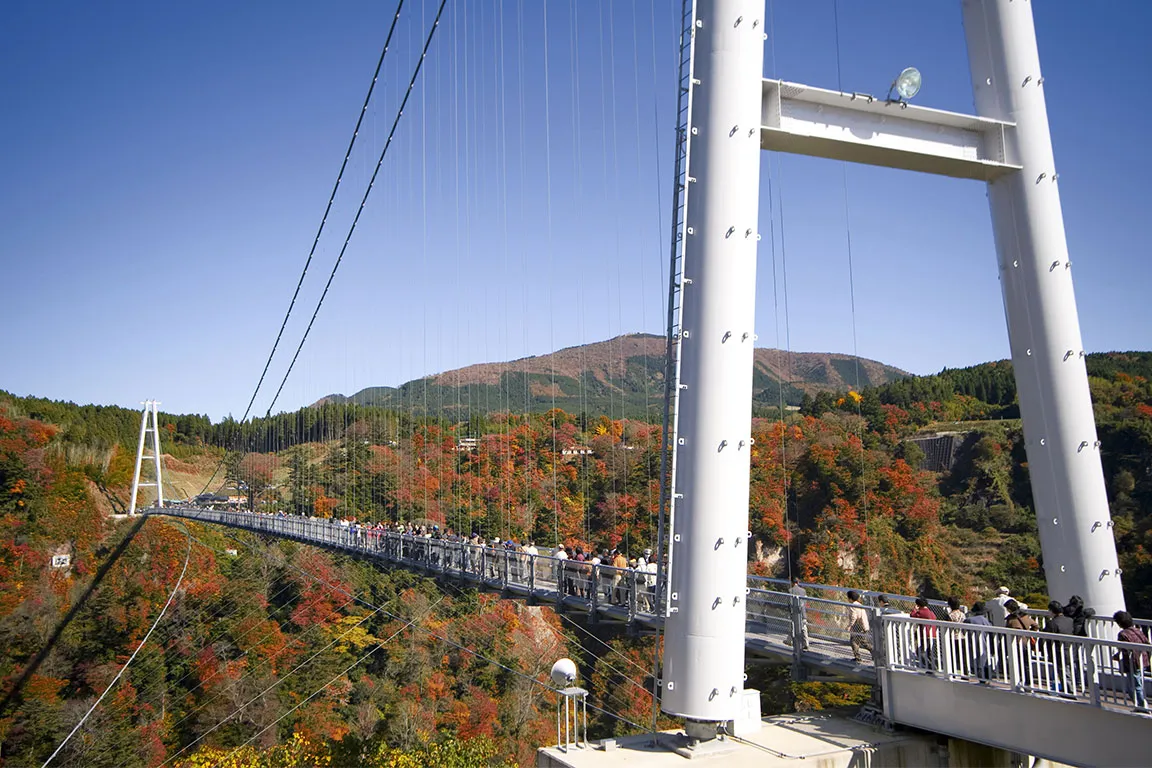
top-left (1, 350), bottom-right (1150, 765)
top-left (315, 333), bottom-right (909, 418)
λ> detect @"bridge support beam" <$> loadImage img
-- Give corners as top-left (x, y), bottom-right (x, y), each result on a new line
top-left (963, 0), bottom-right (1124, 613)
top-left (661, 0), bottom-right (764, 732)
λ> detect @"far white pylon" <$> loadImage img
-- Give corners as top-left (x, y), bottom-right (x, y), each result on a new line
top-left (128, 400), bottom-right (165, 515)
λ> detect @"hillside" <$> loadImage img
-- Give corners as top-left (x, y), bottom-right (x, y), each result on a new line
top-left (2, 351), bottom-right (1150, 764)
top-left (316, 333), bottom-right (909, 418)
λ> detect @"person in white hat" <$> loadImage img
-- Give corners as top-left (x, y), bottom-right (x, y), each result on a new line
top-left (636, 549), bottom-right (656, 612)
top-left (987, 586), bottom-right (1014, 627)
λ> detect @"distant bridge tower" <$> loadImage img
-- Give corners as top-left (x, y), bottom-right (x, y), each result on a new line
top-left (660, 0), bottom-right (1124, 742)
top-left (129, 400), bottom-right (165, 515)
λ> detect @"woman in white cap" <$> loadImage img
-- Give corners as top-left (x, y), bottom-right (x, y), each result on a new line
top-left (987, 586), bottom-right (1013, 627)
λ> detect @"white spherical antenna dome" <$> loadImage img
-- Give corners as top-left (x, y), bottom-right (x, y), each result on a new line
top-left (550, 658), bottom-right (578, 687)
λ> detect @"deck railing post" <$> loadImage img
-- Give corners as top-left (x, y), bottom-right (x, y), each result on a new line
top-left (940, 623), bottom-right (953, 679)
top-left (590, 565), bottom-right (599, 619)
top-left (556, 559), bottom-right (565, 613)
top-left (628, 571), bottom-right (638, 622)
top-left (1087, 646), bottom-right (1100, 706)
top-left (1009, 634), bottom-right (1023, 691)
top-left (869, 609), bottom-right (885, 670)
top-left (789, 595), bottom-right (805, 680)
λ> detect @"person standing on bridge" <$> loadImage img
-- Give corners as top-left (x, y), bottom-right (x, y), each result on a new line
top-left (846, 590), bottom-right (872, 663)
top-left (965, 602), bottom-right (993, 682)
top-left (1004, 599), bottom-right (1037, 632)
top-left (524, 540), bottom-right (538, 584)
top-left (788, 578), bottom-right (810, 651)
top-left (910, 597), bottom-right (939, 672)
top-left (1042, 601), bottom-right (1075, 694)
top-left (1112, 611), bottom-right (1150, 711)
top-left (987, 586), bottom-right (1016, 627)
top-left (1063, 595), bottom-right (1095, 637)
top-left (1043, 601), bottom-right (1074, 635)
top-left (611, 549), bottom-right (628, 605)
top-left (642, 550), bottom-right (657, 613)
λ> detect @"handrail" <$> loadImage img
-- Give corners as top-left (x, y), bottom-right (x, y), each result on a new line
top-left (152, 507), bottom-right (1149, 623)
top-left (145, 505), bottom-right (1150, 711)
top-left (880, 614), bottom-right (1151, 714)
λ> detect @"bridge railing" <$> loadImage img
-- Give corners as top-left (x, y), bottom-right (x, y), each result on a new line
top-left (747, 574), bottom-right (1151, 640)
top-left (149, 507), bottom-right (1148, 670)
top-left (881, 615), bottom-right (1152, 713)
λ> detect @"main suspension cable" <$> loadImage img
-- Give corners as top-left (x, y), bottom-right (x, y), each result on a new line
top-left (196, 3), bottom-right (409, 500)
top-left (262, 0), bottom-right (450, 419)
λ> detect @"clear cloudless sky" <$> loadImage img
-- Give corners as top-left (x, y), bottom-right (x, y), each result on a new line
top-left (1, 1), bottom-right (1149, 422)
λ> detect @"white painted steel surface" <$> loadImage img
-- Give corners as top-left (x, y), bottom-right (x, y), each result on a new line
top-left (882, 615), bottom-right (1152, 767)
top-left (150, 401), bottom-right (164, 509)
top-left (963, 0), bottom-right (1123, 613)
top-left (128, 400), bottom-right (164, 515)
top-left (660, 0), bottom-right (764, 724)
top-left (760, 80), bottom-right (1021, 181)
top-left (655, 0), bottom-right (701, 623)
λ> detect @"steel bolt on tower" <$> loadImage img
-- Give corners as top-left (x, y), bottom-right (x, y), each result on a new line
top-left (129, 400), bottom-right (165, 515)
top-left (661, 0), bottom-right (765, 736)
top-left (963, 0), bottom-right (1124, 613)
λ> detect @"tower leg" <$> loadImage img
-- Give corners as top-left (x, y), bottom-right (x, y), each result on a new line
top-left (661, 0), bottom-right (765, 728)
top-left (963, 0), bottom-right (1123, 613)
top-left (150, 401), bottom-right (165, 508)
top-left (128, 403), bottom-right (150, 516)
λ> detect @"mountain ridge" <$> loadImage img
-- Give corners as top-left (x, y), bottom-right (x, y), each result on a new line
top-left (314, 333), bottom-right (910, 417)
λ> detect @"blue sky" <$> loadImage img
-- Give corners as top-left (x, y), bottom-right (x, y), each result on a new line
top-left (1, 1), bottom-right (1148, 422)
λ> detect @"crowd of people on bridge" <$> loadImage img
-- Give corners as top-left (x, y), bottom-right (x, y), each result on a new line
top-left (777, 579), bottom-right (1150, 711)
top-left (215, 507), bottom-right (665, 614)
top-left (198, 506), bottom-right (1152, 712)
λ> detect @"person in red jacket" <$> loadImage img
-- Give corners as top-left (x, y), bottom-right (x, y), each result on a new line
top-left (910, 597), bottom-right (939, 671)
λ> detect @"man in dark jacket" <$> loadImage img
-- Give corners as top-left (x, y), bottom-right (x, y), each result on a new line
top-left (964, 602), bottom-right (993, 681)
top-left (1042, 600), bottom-right (1075, 694)
top-left (1064, 595), bottom-right (1095, 637)
top-left (1044, 601), bottom-right (1074, 634)
top-left (964, 602), bottom-right (992, 626)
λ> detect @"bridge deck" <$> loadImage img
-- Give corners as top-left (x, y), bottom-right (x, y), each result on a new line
top-left (149, 507), bottom-right (873, 680)
top-left (148, 507), bottom-right (1152, 767)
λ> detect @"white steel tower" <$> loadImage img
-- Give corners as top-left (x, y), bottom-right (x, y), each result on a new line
top-left (128, 400), bottom-right (165, 515)
top-left (661, 0), bottom-right (765, 735)
top-left (659, 0), bottom-right (1125, 740)
top-left (962, 0), bottom-right (1123, 613)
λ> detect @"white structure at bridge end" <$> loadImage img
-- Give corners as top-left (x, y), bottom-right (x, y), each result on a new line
top-left (128, 399), bottom-right (165, 516)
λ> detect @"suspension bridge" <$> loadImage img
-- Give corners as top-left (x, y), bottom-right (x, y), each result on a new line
top-left (144, 505), bottom-right (1150, 767)
top-left (13, 0), bottom-right (1148, 764)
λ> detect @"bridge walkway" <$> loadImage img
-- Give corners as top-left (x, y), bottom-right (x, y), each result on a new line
top-left (149, 507), bottom-right (1152, 767)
